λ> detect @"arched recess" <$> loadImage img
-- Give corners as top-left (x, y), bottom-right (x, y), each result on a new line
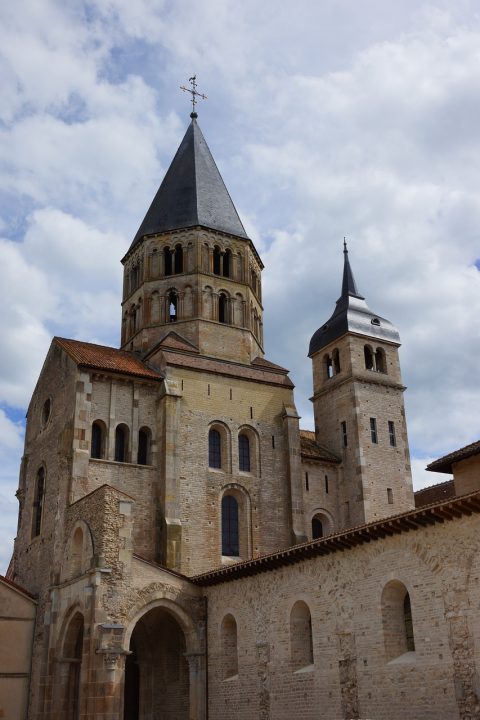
top-left (237, 425), bottom-right (260, 476)
top-left (60, 520), bottom-right (94, 582)
top-left (57, 610), bottom-right (84, 720)
top-left (233, 293), bottom-right (244, 326)
top-left (381, 580), bottom-right (416, 661)
top-left (220, 614), bottom-right (238, 679)
top-left (310, 509), bottom-right (334, 539)
top-left (123, 599), bottom-right (202, 720)
top-left (220, 484), bottom-right (252, 560)
top-left (290, 600), bottom-right (314, 671)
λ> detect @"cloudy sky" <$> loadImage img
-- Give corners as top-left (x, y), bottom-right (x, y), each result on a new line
top-left (1, 0), bottom-right (479, 572)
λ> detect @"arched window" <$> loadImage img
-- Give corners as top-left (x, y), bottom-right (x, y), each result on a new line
top-left (221, 614), bottom-right (238, 678)
top-left (382, 581), bottom-right (416, 660)
top-left (115, 424), bottom-right (128, 463)
top-left (32, 467), bottom-right (45, 538)
top-left (164, 247), bottom-right (173, 276)
top-left (209, 429), bottom-right (221, 469)
top-left (375, 347), bottom-right (386, 373)
top-left (168, 291), bottom-right (178, 322)
top-left (91, 421), bottom-right (104, 459)
top-left (137, 427), bottom-right (151, 465)
top-left (213, 246), bottom-right (221, 275)
top-left (238, 434), bottom-right (250, 472)
top-left (333, 348), bottom-right (341, 374)
top-left (219, 293), bottom-right (228, 324)
top-left (364, 345), bottom-right (374, 370)
top-left (174, 244), bottom-right (183, 274)
top-left (312, 517), bottom-right (323, 539)
top-left (325, 354), bottom-right (333, 379)
top-left (223, 249), bottom-right (231, 278)
top-left (290, 601), bottom-right (314, 671)
top-left (221, 495), bottom-right (239, 556)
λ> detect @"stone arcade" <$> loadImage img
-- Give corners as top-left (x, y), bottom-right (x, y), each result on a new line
top-left (2, 112), bottom-right (480, 720)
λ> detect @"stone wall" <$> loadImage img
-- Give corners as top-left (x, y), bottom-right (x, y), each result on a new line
top-left (0, 578), bottom-right (36, 720)
top-left (204, 511), bottom-right (480, 720)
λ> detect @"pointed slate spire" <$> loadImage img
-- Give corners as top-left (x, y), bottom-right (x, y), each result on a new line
top-left (308, 242), bottom-right (400, 357)
top-left (129, 118), bottom-right (248, 250)
top-left (341, 239), bottom-right (363, 299)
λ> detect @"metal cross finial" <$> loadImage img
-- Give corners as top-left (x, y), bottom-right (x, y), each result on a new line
top-left (180, 75), bottom-right (207, 118)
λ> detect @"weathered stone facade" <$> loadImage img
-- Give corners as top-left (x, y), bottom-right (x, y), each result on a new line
top-left (3, 115), bottom-right (480, 720)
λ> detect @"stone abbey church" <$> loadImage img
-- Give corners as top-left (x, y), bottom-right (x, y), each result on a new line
top-left (2, 112), bottom-right (480, 720)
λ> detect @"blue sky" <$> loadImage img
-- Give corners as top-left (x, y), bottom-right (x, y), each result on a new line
top-left (1, 0), bottom-right (480, 572)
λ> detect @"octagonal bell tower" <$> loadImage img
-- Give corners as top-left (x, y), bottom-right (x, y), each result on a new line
top-left (120, 114), bottom-right (264, 365)
top-left (308, 243), bottom-right (414, 529)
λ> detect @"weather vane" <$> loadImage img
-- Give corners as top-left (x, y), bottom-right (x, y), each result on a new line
top-left (180, 75), bottom-right (207, 118)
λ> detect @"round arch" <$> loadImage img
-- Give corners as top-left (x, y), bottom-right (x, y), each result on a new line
top-left (309, 508), bottom-right (334, 539)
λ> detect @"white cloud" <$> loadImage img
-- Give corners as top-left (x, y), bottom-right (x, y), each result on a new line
top-left (1, 0), bottom-right (480, 567)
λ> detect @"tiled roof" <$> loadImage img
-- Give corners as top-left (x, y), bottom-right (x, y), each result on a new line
top-left (191, 490), bottom-right (480, 586)
top-left (426, 440), bottom-right (480, 474)
top-left (160, 349), bottom-right (294, 388)
top-left (414, 479), bottom-right (456, 508)
top-left (251, 356), bottom-right (289, 372)
top-left (155, 331), bottom-right (199, 353)
top-left (300, 430), bottom-right (341, 464)
top-left (54, 338), bottom-right (163, 381)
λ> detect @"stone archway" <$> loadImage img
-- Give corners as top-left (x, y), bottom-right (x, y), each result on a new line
top-left (124, 606), bottom-right (190, 720)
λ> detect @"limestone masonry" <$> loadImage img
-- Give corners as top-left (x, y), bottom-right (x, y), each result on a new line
top-left (1, 114), bottom-right (480, 720)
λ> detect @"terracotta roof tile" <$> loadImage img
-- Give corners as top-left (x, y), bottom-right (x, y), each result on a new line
top-left (54, 338), bottom-right (163, 381)
top-left (427, 440), bottom-right (480, 474)
top-left (153, 331), bottom-right (199, 353)
top-left (300, 430), bottom-right (341, 464)
top-left (251, 356), bottom-right (289, 372)
top-left (414, 479), bottom-right (456, 508)
top-left (191, 489), bottom-right (480, 586)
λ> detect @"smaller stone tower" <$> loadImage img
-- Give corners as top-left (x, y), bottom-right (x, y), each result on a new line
top-left (308, 243), bottom-right (414, 529)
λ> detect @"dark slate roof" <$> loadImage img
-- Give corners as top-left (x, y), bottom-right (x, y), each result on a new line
top-left (308, 244), bottom-right (400, 357)
top-left (426, 440), bottom-right (480, 474)
top-left (129, 118), bottom-right (248, 250)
